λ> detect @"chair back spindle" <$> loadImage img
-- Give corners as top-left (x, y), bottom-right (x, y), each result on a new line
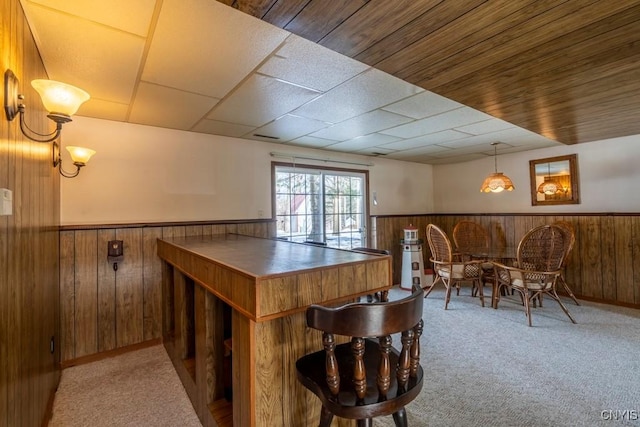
top-left (297, 286), bottom-right (424, 425)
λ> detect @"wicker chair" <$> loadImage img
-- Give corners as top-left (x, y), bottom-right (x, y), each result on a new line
top-left (452, 220), bottom-right (494, 296)
top-left (425, 224), bottom-right (485, 309)
top-left (296, 286), bottom-right (424, 427)
top-left (493, 224), bottom-right (576, 326)
top-left (552, 221), bottom-right (580, 305)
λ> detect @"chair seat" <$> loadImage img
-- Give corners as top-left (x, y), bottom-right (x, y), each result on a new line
top-left (510, 277), bottom-right (553, 291)
top-left (437, 263), bottom-right (480, 280)
top-left (296, 338), bottom-right (424, 420)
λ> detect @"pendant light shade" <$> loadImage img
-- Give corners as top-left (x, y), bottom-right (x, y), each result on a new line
top-left (481, 172), bottom-right (515, 193)
top-left (537, 162), bottom-right (562, 195)
top-left (480, 143), bottom-right (515, 193)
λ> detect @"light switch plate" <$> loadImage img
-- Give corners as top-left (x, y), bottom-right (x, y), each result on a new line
top-left (0, 188), bottom-right (12, 216)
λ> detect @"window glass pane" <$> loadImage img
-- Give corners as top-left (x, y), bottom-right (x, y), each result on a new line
top-left (274, 165), bottom-right (366, 249)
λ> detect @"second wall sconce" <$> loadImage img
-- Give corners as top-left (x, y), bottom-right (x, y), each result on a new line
top-left (4, 68), bottom-right (95, 178)
top-left (53, 143), bottom-right (96, 178)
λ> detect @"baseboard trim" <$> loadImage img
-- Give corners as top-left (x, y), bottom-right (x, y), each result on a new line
top-left (41, 378), bottom-right (59, 427)
top-left (572, 294), bottom-right (640, 310)
top-left (60, 338), bottom-right (162, 369)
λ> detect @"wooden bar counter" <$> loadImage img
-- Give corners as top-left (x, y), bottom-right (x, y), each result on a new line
top-left (157, 234), bottom-right (392, 426)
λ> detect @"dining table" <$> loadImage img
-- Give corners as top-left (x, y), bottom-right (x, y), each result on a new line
top-left (460, 246), bottom-right (518, 308)
top-left (156, 233), bottom-right (392, 427)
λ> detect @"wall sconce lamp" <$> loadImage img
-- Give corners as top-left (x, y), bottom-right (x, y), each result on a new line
top-left (480, 142), bottom-right (515, 193)
top-left (53, 143), bottom-right (96, 178)
top-left (4, 69), bottom-right (95, 178)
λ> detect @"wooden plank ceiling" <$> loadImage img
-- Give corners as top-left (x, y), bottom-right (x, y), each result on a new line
top-left (220, 0), bottom-right (640, 146)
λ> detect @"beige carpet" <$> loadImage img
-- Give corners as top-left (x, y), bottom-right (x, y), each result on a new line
top-left (50, 287), bottom-right (640, 427)
top-left (50, 345), bottom-right (202, 427)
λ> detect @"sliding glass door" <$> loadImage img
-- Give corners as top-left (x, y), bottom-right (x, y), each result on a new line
top-left (274, 165), bottom-right (367, 249)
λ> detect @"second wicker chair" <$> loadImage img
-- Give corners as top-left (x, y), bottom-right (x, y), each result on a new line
top-left (425, 223), bottom-right (485, 309)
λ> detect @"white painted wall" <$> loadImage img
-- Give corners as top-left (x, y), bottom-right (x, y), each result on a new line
top-left (433, 135), bottom-right (640, 213)
top-left (60, 117), bottom-right (434, 225)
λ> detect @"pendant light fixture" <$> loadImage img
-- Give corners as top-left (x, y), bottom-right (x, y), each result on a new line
top-left (480, 142), bottom-right (515, 193)
top-left (537, 162), bottom-right (561, 195)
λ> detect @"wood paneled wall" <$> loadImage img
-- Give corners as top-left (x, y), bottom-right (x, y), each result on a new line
top-left (373, 214), bottom-right (640, 308)
top-left (1, 1), bottom-right (61, 426)
top-left (59, 220), bottom-right (275, 362)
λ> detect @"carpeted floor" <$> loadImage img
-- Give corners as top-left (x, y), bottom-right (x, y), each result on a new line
top-left (49, 344), bottom-right (201, 427)
top-left (374, 285), bottom-right (640, 427)
top-left (50, 285), bottom-right (640, 427)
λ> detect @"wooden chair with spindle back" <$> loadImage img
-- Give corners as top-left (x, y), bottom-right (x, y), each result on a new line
top-left (296, 286), bottom-right (424, 427)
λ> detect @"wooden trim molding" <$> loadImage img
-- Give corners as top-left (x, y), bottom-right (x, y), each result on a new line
top-left (60, 338), bottom-right (162, 369)
top-left (60, 218), bottom-right (276, 231)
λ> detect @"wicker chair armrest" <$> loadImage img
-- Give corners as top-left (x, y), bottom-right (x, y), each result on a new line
top-left (493, 262), bottom-right (561, 275)
top-left (462, 259), bottom-right (485, 267)
top-left (493, 262), bottom-right (562, 286)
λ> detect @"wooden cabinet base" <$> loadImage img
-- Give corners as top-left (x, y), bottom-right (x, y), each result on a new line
top-left (158, 235), bottom-right (391, 426)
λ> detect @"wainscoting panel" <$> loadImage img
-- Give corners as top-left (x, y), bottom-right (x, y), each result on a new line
top-left (373, 214), bottom-right (640, 308)
top-left (59, 221), bottom-right (275, 362)
top-left (1, 1), bottom-right (62, 425)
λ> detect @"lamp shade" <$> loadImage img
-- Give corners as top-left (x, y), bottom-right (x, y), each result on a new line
top-left (480, 172), bottom-right (515, 193)
top-left (31, 79), bottom-right (90, 116)
top-left (537, 179), bottom-right (561, 195)
top-left (66, 146), bottom-right (96, 165)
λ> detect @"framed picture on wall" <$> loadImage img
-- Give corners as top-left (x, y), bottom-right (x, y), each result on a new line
top-left (529, 154), bottom-right (580, 206)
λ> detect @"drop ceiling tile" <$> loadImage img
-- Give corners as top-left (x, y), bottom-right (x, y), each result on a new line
top-left (355, 147), bottom-right (397, 155)
top-left (439, 128), bottom-right (561, 150)
top-left (250, 114), bottom-right (329, 141)
top-left (382, 91), bottom-right (463, 119)
top-left (21, 4), bottom-right (145, 104)
top-left (288, 136), bottom-right (338, 148)
top-left (130, 83), bottom-right (219, 130)
top-left (387, 144), bottom-right (452, 160)
top-left (438, 133), bottom-right (500, 149)
top-left (431, 147), bottom-right (490, 158)
top-left (293, 68), bottom-right (423, 123)
top-left (25, 0), bottom-right (156, 36)
top-left (427, 154), bottom-right (486, 164)
top-left (350, 133), bottom-right (401, 146)
top-left (192, 120), bottom-right (256, 138)
top-left (207, 74), bottom-right (321, 127)
top-left (325, 133), bottom-right (401, 151)
top-left (310, 110), bottom-right (413, 141)
top-left (77, 99), bottom-right (129, 122)
top-left (385, 154), bottom-right (438, 164)
top-left (142, 0), bottom-right (289, 98)
top-left (259, 35), bottom-right (369, 92)
top-left (454, 118), bottom-right (515, 135)
top-left (380, 130), bottom-right (471, 151)
top-left (380, 107), bottom-right (494, 139)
